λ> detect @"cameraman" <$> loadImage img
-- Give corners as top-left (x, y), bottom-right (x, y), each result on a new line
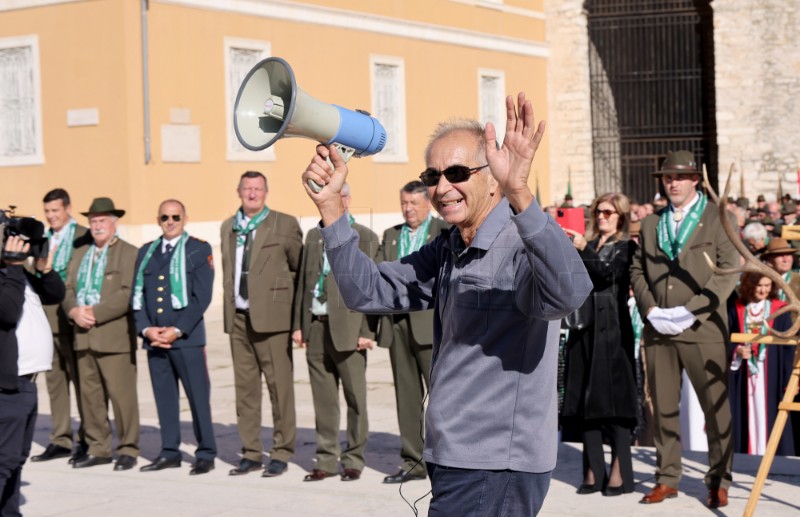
top-left (0, 235), bottom-right (64, 516)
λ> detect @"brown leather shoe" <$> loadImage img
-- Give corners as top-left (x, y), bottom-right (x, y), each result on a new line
top-left (303, 469), bottom-right (336, 482)
top-left (640, 484), bottom-right (679, 504)
top-left (341, 468), bottom-right (361, 481)
top-left (707, 487), bottom-right (728, 508)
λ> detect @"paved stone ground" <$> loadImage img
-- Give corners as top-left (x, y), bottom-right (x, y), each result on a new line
top-left (18, 307), bottom-right (800, 516)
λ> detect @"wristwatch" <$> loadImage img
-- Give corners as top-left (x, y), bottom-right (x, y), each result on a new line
top-left (173, 327), bottom-right (183, 338)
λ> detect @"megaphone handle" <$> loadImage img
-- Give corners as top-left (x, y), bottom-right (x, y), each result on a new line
top-left (307, 144), bottom-right (357, 193)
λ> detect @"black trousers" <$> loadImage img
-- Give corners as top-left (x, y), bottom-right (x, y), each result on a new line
top-left (148, 347), bottom-right (216, 462)
top-left (581, 419), bottom-right (634, 493)
top-left (0, 377), bottom-right (38, 517)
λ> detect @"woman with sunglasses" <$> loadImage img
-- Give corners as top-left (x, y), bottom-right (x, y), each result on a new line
top-left (561, 192), bottom-right (638, 496)
top-left (727, 272), bottom-right (796, 456)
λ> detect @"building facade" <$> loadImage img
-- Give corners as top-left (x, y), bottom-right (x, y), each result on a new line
top-left (0, 0), bottom-right (549, 228)
top-left (545, 0), bottom-right (799, 206)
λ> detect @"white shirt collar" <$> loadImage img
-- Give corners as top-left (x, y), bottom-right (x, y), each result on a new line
top-left (162, 235), bottom-right (181, 254)
top-left (671, 191), bottom-right (700, 215)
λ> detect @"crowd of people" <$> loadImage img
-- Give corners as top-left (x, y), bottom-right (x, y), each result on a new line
top-left (556, 150), bottom-right (800, 509)
top-left (3, 91), bottom-right (798, 516)
top-left (11, 177), bottom-right (445, 485)
top-left (0, 92), bottom-right (593, 517)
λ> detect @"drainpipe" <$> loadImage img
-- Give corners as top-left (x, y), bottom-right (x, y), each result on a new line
top-left (142, 0), bottom-right (151, 164)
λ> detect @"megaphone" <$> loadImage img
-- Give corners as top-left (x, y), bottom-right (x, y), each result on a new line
top-left (234, 57), bottom-right (387, 192)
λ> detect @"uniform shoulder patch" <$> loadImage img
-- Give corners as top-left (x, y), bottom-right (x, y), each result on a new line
top-left (207, 254), bottom-right (214, 270)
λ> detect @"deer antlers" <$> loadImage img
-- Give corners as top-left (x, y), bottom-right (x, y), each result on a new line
top-left (703, 164), bottom-right (800, 338)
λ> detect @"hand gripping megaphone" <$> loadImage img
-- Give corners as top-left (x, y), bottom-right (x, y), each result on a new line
top-left (234, 57), bottom-right (387, 192)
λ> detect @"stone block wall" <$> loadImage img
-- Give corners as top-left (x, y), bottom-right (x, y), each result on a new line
top-left (714, 1), bottom-right (800, 202)
top-left (544, 0), bottom-right (595, 207)
top-left (544, 0), bottom-right (799, 207)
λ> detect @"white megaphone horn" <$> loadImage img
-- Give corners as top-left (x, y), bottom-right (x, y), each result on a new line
top-left (234, 57), bottom-right (387, 192)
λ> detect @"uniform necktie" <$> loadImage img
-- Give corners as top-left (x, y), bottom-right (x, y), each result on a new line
top-left (239, 232), bottom-right (252, 300)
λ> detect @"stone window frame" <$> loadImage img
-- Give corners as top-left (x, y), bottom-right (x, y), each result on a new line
top-left (224, 37), bottom-right (274, 162)
top-left (370, 54), bottom-right (408, 163)
top-left (0, 34), bottom-right (44, 167)
top-left (478, 68), bottom-right (507, 143)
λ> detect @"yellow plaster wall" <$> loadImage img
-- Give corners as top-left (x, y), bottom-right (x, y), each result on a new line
top-left (0, 0), bottom-right (132, 220)
top-left (1, 0), bottom-right (551, 227)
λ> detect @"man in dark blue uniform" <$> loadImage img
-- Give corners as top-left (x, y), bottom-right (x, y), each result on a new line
top-left (132, 199), bottom-right (216, 475)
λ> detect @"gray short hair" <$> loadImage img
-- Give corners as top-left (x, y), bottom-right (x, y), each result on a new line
top-left (424, 119), bottom-right (493, 164)
top-left (742, 222), bottom-right (767, 241)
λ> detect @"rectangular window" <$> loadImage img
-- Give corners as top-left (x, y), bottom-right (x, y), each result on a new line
top-left (370, 55), bottom-right (407, 163)
top-left (479, 69), bottom-right (506, 144)
top-left (224, 38), bottom-right (272, 161)
top-left (0, 35), bottom-right (43, 166)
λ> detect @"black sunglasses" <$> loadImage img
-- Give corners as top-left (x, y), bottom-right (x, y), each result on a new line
top-left (595, 209), bottom-right (617, 218)
top-left (159, 214), bottom-right (181, 223)
top-left (419, 164), bottom-right (489, 187)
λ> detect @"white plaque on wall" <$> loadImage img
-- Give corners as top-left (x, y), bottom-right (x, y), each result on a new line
top-left (170, 108), bottom-right (191, 125)
top-left (161, 124), bottom-right (201, 163)
top-left (67, 108), bottom-right (99, 127)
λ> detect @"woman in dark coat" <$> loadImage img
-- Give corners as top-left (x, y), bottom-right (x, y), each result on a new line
top-left (562, 192), bottom-right (638, 496)
top-left (727, 272), bottom-right (796, 456)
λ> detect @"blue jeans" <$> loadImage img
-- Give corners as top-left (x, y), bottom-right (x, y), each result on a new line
top-left (427, 463), bottom-right (552, 517)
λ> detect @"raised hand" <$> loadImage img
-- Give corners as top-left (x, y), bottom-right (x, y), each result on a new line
top-left (564, 228), bottom-right (587, 251)
top-left (302, 144), bottom-right (350, 226)
top-left (484, 92), bottom-right (546, 213)
top-left (36, 241), bottom-right (57, 274)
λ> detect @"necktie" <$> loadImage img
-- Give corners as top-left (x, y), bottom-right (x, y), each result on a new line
top-left (239, 232), bottom-right (252, 300)
top-left (165, 243), bottom-right (174, 254)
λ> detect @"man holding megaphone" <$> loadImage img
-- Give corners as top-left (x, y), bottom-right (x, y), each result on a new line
top-left (300, 93), bottom-right (592, 516)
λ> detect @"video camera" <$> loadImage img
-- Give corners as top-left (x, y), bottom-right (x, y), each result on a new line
top-left (0, 206), bottom-right (49, 262)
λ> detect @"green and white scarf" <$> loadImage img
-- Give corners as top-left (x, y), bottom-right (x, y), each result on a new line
top-left (314, 214), bottom-right (356, 301)
top-left (778, 272), bottom-right (791, 302)
top-left (630, 302), bottom-right (643, 356)
top-left (49, 219), bottom-right (77, 281)
top-left (398, 215), bottom-right (432, 258)
top-left (132, 232), bottom-right (189, 310)
top-left (76, 244), bottom-right (109, 306)
top-left (743, 299), bottom-right (770, 376)
top-left (234, 206), bottom-right (269, 247)
top-left (657, 193), bottom-right (707, 260)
